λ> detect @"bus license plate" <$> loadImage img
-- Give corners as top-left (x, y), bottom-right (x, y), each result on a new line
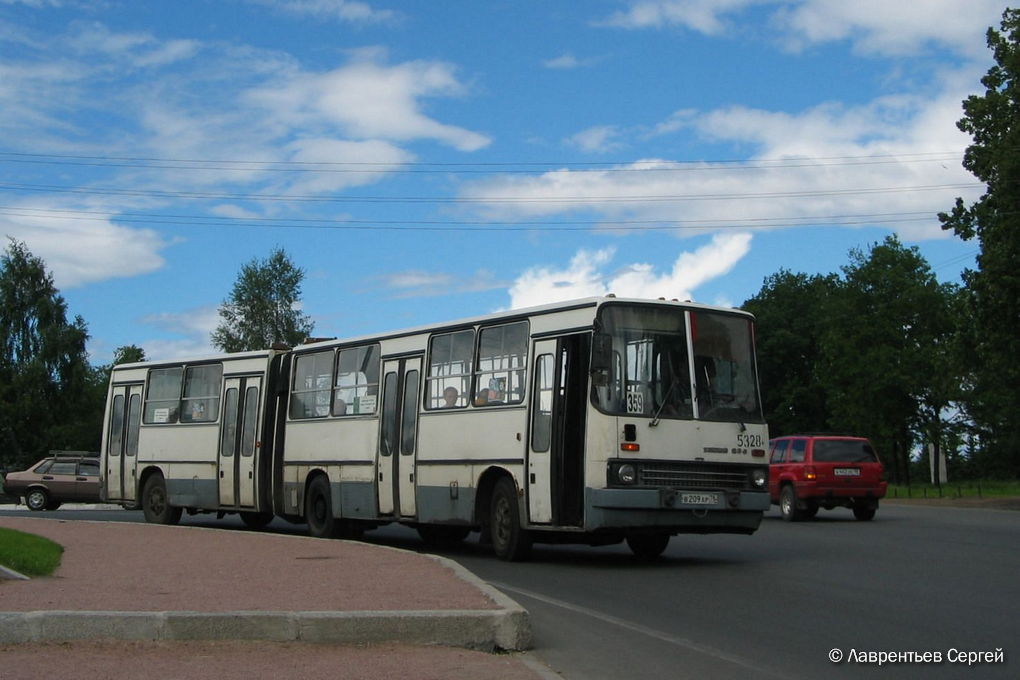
top-left (681, 493), bottom-right (718, 506)
top-left (834, 468), bottom-right (861, 476)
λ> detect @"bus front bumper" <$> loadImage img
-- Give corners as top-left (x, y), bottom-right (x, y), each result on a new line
top-left (585, 487), bottom-right (769, 534)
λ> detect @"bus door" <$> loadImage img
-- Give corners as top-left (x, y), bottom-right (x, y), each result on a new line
top-left (377, 356), bottom-right (422, 517)
top-left (105, 384), bottom-right (142, 502)
top-left (219, 376), bottom-right (262, 508)
top-left (527, 335), bottom-right (588, 527)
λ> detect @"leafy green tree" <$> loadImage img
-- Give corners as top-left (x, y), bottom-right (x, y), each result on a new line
top-left (819, 236), bottom-right (959, 484)
top-left (742, 270), bottom-right (839, 436)
top-left (211, 248), bottom-right (314, 352)
top-left (112, 345), bottom-right (145, 365)
top-left (939, 8), bottom-right (1020, 476)
top-left (0, 239), bottom-right (98, 469)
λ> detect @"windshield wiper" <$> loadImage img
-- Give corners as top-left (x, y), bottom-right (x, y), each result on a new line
top-left (649, 378), bottom-right (680, 427)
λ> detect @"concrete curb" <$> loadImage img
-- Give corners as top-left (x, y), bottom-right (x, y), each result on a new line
top-left (0, 564), bottom-right (29, 580)
top-left (0, 607), bottom-right (530, 650)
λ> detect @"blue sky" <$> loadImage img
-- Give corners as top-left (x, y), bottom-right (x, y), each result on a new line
top-left (0, 0), bottom-right (1007, 363)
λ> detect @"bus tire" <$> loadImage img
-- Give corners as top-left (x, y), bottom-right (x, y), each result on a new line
top-left (305, 475), bottom-right (339, 539)
top-left (490, 477), bottom-right (532, 561)
top-left (142, 475), bottom-right (182, 525)
top-left (240, 511), bottom-right (274, 530)
top-left (626, 534), bottom-right (670, 560)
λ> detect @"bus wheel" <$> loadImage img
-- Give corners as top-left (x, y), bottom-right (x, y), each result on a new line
top-left (26, 488), bottom-right (48, 511)
top-left (240, 511), bottom-right (274, 530)
top-left (142, 475), bottom-right (182, 525)
top-left (626, 534), bottom-right (670, 560)
top-left (490, 477), bottom-right (532, 561)
top-left (417, 525), bottom-right (471, 548)
top-left (305, 476), bottom-right (338, 539)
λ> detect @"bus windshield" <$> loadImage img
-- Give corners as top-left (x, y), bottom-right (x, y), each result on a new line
top-left (593, 305), bottom-right (763, 423)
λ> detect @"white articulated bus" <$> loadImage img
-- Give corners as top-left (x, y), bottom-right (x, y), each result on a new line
top-left (101, 297), bottom-right (770, 560)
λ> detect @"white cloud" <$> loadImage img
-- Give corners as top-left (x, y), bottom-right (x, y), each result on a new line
top-left (543, 53), bottom-right (601, 70)
top-left (246, 0), bottom-right (397, 24)
top-left (381, 269), bottom-right (505, 298)
top-left (773, 0), bottom-right (1006, 57)
top-left (601, 0), bottom-right (759, 35)
top-left (459, 72), bottom-right (982, 242)
top-left (0, 199), bottom-right (169, 289)
top-left (245, 53), bottom-right (490, 151)
top-left (139, 306), bottom-right (221, 361)
top-left (567, 125), bottom-right (623, 154)
top-left (507, 234), bottom-right (751, 309)
top-left (602, 0), bottom-right (1006, 57)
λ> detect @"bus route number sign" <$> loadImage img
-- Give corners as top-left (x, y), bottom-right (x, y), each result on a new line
top-left (626, 390), bottom-right (644, 414)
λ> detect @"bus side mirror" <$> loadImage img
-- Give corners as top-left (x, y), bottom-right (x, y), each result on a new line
top-left (590, 333), bottom-right (612, 386)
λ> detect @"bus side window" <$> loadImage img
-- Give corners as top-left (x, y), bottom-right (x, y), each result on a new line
top-left (144, 367), bottom-right (183, 424)
top-left (335, 344), bottom-right (380, 415)
top-left (426, 329), bottom-right (474, 410)
top-left (290, 350), bottom-right (334, 419)
top-left (531, 354), bottom-right (554, 452)
top-left (474, 321), bottom-right (528, 406)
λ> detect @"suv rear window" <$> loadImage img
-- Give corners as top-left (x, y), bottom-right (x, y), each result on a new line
top-left (813, 440), bottom-right (877, 463)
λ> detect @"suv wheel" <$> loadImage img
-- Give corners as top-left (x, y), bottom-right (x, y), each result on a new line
top-left (853, 502), bottom-right (876, 521)
top-left (25, 488), bottom-right (49, 511)
top-left (780, 485), bottom-right (801, 522)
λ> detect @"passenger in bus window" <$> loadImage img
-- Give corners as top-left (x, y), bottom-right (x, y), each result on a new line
top-left (442, 386), bottom-right (459, 408)
top-left (474, 388), bottom-right (489, 406)
top-left (334, 396), bottom-right (347, 415)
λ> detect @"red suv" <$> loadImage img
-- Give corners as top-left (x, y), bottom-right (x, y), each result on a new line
top-left (768, 435), bottom-right (887, 521)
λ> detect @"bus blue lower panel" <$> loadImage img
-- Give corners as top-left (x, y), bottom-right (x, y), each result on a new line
top-left (416, 485), bottom-right (476, 524)
top-left (167, 478), bottom-right (218, 508)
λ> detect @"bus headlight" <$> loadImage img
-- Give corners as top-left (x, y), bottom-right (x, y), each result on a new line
top-left (616, 463), bottom-right (637, 485)
top-left (750, 468), bottom-right (767, 488)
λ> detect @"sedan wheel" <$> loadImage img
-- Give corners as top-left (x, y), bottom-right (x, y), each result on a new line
top-left (26, 488), bottom-right (49, 511)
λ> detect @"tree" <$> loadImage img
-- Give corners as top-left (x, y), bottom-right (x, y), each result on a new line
top-left (0, 239), bottom-right (98, 469)
top-left (742, 270), bottom-right (839, 436)
top-left (112, 345), bottom-right (145, 365)
top-left (211, 248), bottom-right (314, 352)
top-left (939, 8), bottom-right (1020, 476)
top-left (819, 236), bottom-right (960, 484)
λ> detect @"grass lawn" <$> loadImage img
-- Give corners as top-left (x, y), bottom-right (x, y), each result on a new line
top-left (0, 527), bottom-right (63, 577)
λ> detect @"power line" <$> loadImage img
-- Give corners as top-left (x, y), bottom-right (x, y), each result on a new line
top-left (0, 150), bottom-right (966, 174)
top-left (0, 181), bottom-right (983, 204)
top-left (0, 205), bottom-right (946, 232)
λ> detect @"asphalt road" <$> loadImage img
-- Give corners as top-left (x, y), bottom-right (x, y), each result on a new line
top-left (3, 503), bottom-right (1017, 679)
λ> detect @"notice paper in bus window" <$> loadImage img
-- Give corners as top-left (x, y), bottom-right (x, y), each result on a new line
top-left (354, 395), bottom-right (377, 414)
top-left (153, 408), bottom-right (170, 423)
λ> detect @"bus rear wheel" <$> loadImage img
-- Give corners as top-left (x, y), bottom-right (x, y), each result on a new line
top-left (490, 477), bottom-right (532, 561)
top-left (305, 475), bottom-right (340, 539)
top-left (142, 475), bottom-right (182, 525)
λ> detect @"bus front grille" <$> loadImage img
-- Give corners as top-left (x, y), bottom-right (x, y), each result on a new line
top-left (638, 463), bottom-right (752, 491)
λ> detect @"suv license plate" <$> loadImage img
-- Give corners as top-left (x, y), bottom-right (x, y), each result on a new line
top-left (680, 493), bottom-right (719, 506)
top-left (834, 468), bottom-right (861, 476)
